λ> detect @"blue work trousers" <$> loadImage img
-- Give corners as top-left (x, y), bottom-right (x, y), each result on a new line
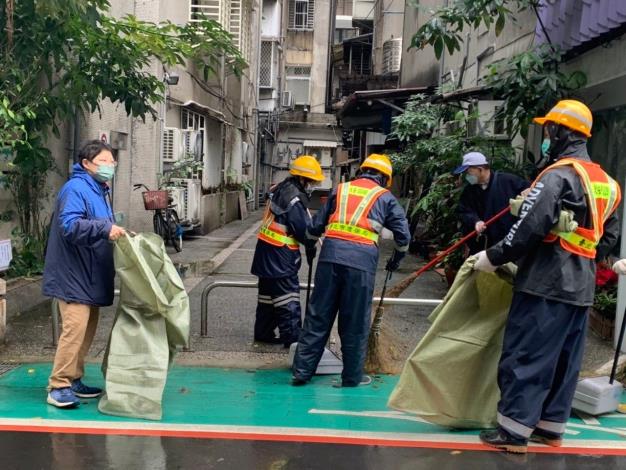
top-left (292, 262), bottom-right (375, 386)
top-left (497, 291), bottom-right (588, 438)
top-left (254, 276), bottom-right (302, 346)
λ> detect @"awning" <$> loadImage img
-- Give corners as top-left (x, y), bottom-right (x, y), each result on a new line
top-left (182, 100), bottom-right (231, 126)
top-left (303, 140), bottom-right (338, 148)
top-left (338, 86), bottom-right (435, 133)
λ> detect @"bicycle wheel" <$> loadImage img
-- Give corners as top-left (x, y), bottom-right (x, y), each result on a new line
top-left (153, 211), bottom-right (167, 241)
top-left (167, 209), bottom-right (182, 252)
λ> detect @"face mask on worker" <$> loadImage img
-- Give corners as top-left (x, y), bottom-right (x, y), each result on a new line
top-left (93, 164), bottom-right (116, 183)
top-left (541, 138), bottom-right (551, 157)
top-left (465, 173), bottom-right (479, 185)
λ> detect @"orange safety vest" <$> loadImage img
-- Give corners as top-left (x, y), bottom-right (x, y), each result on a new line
top-left (536, 158), bottom-right (621, 259)
top-left (325, 178), bottom-right (388, 245)
top-left (257, 204), bottom-right (300, 250)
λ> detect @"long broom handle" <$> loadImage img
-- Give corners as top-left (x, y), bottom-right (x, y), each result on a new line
top-left (305, 261), bottom-right (313, 315)
top-left (388, 205), bottom-right (511, 295)
top-left (610, 305), bottom-right (626, 384)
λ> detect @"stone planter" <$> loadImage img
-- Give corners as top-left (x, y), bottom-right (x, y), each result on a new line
top-left (589, 307), bottom-right (614, 340)
top-left (200, 193), bottom-right (223, 235)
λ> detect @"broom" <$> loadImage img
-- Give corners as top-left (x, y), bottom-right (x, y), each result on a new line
top-left (365, 205), bottom-right (511, 374)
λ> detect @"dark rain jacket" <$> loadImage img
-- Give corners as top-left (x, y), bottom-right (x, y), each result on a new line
top-left (251, 177), bottom-right (316, 278)
top-left (487, 138), bottom-right (620, 307)
top-left (308, 174), bottom-right (411, 274)
top-left (42, 163), bottom-right (116, 306)
top-left (458, 171), bottom-right (530, 254)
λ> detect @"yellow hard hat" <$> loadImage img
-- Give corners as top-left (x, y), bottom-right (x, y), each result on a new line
top-left (361, 153), bottom-right (393, 188)
top-left (289, 155), bottom-right (324, 182)
top-left (533, 99), bottom-right (592, 138)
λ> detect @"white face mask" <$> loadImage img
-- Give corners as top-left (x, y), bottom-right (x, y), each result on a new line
top-left (465, 173), bottom-right (479, 185)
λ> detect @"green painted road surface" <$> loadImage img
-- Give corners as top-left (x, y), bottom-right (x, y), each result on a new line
top-left (1, 364), bottom-right (626, 454)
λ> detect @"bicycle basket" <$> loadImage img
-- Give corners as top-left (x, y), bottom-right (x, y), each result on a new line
top-left (142, 190), bottom-right (169, 210)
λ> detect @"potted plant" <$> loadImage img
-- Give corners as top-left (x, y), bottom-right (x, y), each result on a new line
top-left (590, 262), bottom-right (618, 340)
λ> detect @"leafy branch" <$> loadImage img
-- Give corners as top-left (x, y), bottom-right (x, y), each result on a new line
top-left (410, 0), bottom-right (538, 59)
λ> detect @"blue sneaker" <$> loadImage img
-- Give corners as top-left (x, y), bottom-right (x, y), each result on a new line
top-left (47, 387), bottom-right (80, 408)
top-left (71, 378), bottom-right (102, 398)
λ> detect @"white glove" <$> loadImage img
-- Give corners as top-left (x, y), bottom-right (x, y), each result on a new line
top-left (474, 250), bottom-right (497, 272)
top-left (475, 221), bottom-right (486, 234)
top-left (613, 259), bottom-right (626, 275)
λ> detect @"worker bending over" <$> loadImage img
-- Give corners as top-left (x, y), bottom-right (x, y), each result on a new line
top-left (292, 154), bottom-right (410, 387)
top-left (251, 155), bottom-right (324, 348)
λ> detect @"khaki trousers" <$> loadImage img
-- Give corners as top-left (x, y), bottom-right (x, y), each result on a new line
top-left (48, 300), bottom-right (100, 389)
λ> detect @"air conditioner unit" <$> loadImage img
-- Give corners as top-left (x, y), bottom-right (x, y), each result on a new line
top-left (163, 127), bottom-right (184, 162)
top-left (182, 130), bottom-right (203, 161)
top-left (166, 187), bottom-right (188, 222)
top-left (467, 100), bottom-right (508, 139)
top-left (382, 38), bottom-right (402, 75)
top-left (170, 178), bottom-right (202, 225)
top-left (282, 91), bottom-right (293, 109)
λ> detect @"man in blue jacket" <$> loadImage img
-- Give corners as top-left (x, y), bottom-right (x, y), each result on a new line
top-left (251, 155), bottom-right (324, 348)
top-left (292, 154), bottom-right (410, 387)
top-left (455, 152), bottom-right (529, 254)
top-left (43, 140), bottom-right (126, 408)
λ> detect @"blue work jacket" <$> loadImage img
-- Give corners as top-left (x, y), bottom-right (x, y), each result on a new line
top-left (42, 163), bottom-right (115, 306)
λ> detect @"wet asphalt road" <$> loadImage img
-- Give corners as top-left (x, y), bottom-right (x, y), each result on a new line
top-left (1, 431), bottom-right (625, 470)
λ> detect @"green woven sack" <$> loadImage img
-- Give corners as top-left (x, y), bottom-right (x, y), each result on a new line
top-left (98, 233), bottom-right (189, 420)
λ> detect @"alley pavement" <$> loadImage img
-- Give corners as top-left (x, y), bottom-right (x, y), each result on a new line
top-left (0, 209), bottom-right (617, 374)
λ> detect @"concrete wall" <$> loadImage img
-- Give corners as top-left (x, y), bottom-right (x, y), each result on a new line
top-left (310, 0), bottom-right (332, 113)
top-left (400, 0), bottom-right (535, 88)
top-left (262, 0), bottom-right (282, 37)
top-left (354, 0), bottom-right (375, 19)
top-left (372, 0), bottom-right (405, 76)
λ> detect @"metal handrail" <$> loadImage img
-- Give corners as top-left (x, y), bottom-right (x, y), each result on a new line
top-left (200, 280), bottom-right (442, 337)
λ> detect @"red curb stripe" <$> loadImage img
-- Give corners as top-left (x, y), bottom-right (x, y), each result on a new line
top-left (2, 423), bottom-right (626, 455)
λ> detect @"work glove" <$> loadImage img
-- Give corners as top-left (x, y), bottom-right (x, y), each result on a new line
top-left (511, 196), bottom-right (578, 233)
top-left (509, 195), bottom-right (524, 217)
top-left (474, 250), bottom-right (497, 273)
top-left (305, 245), bottom-right (317, 266)
top-left (613, 259), bottom-right (626, 275)
top-left (553, 209), bottom-right (578, 233)
top-left (385, 249), bottom-right (405, 272)
top-left (475, 221), bottom-right (486, 234)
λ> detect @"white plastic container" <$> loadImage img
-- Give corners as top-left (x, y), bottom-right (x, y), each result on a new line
top-left (572, 376), bottom-right (623, 416)
top-left (288, 343), bottom-right (343, 375)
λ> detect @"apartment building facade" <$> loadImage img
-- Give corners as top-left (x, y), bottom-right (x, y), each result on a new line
top-left (257, 0), bottom-right (343, 196)
top-left (23, 0), bottom-right (261, 238)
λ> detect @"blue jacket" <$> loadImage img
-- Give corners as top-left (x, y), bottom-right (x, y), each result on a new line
top-left (251, 177), bottom-right (316, 279)
top-left (309, 175), bottom-right (411, 274)
top-left (42, 163), bottom-right (116, 306)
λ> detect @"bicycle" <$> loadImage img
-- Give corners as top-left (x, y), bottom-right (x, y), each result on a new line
top-left (133, 183), bottom-right (183, 252)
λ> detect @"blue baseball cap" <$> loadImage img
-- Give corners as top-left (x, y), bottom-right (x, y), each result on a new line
top-left (453, 152), bottom-right (489, 174)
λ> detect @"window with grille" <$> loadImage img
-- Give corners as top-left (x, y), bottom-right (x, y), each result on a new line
top-left (285, 66), bottom-right (311, 105)
top-left (288, 0), bottom-right (314, 30)
top-left (259, 42), bottom-right (274, 88)
top-left (190, 0), bottom-right (230, 28)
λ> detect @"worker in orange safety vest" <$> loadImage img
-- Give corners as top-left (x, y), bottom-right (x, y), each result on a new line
top-left (475, 99), bottom-right (621, 453)
top-left (251, 155), bottom-right (325, 347)
top-left (292, 154), bottom-right (410, 387)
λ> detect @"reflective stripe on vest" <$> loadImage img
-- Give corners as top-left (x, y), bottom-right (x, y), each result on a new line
top-left (325, 179), bottom-right (387, 245)
top-left (257, 205), bottom-right (299, 250)
top-left (538, 158), bottom-right (621, 258)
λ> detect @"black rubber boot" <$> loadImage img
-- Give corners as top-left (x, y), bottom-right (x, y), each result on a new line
top-left (479, 427), bottom-right (528, 454)
top-left (529, 428), bottom-right (562, 447)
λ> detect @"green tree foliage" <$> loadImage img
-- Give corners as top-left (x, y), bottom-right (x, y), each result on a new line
top-left (486, 44), bottom-right (587, 137)
top-left (0, 0), bottom-right (246, 277)
top-left (410, 0), bottom-right (538, 58)
top-left (390, 95), bottom-right (525, 265)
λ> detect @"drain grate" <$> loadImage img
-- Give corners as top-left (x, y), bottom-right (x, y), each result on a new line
top-left (0, 363), bottom-right (20, 377)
